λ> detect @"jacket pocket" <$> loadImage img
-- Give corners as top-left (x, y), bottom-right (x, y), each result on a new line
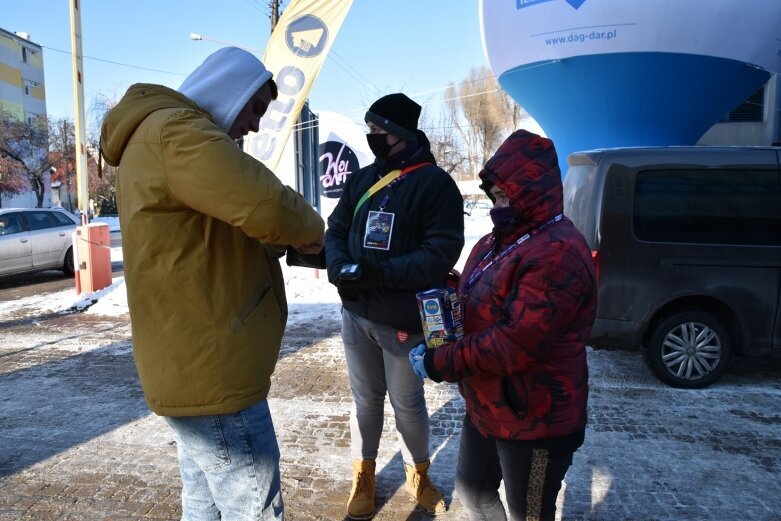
top-left (231, 284), bottom-right (271, 333)
top-left (501, 377), bottom-right (528, 418)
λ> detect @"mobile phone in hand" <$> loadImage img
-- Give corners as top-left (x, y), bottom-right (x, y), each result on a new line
top-left (339, 263), bottom-right (361, 280)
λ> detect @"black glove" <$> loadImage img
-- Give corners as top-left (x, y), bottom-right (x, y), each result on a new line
top-left (337, 259), bottom-right (384, 289)
top-left (286, 247), bottom-right (326, 269)
top-left (357, 259), bottom-right (384, 288)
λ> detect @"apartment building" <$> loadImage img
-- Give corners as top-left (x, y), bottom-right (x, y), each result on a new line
top-left (0, 27), bottom-right (49, 207)
top-left (0, 28), bottom-right (46, 124)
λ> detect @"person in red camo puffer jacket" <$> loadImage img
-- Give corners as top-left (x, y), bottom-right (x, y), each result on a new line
top-left (409, 129), bottom-right (598, 521)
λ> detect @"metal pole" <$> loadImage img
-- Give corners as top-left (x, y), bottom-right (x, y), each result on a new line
top-left (69, 0), bottom-right (89, 224)
top-left (64, 120), bottom-right (73, 211)
top-left (270, 0), bottom-right (280, 32)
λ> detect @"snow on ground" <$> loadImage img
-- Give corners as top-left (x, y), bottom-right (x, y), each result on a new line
top-left (0, 260), bottom-right (127, 319)
top-left (7, 214), bottom-right (493, 320)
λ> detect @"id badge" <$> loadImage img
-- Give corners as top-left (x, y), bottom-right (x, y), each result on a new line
top-left (364, 211), bottom-right (395, 250)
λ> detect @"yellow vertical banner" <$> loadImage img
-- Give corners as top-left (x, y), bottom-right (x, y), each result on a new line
top-left (246, 0), bottom-right (354, 170)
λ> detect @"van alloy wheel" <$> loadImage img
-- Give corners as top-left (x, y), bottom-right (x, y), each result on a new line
top-left (646, 311), bottom-right (731, 388)
top-left (662, 322), bottom-right (720, 378)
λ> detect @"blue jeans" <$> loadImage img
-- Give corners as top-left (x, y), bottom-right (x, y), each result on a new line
top-left (164, 400), bottom-right (284, 521)
top-left (456, 415), bottom-right (575, 521)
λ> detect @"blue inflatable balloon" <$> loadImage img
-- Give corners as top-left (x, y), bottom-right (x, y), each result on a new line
top-left (480, 0), bottom-right (781, 174)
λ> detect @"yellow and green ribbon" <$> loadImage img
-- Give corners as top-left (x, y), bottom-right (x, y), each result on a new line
top-left (352, 162), bottom-right (431, 219)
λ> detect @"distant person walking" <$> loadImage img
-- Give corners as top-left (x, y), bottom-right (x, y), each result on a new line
top-left (325, 93), bottom-right (465, 519)
top-left (100, 47), bottom-right (325, 521)
top-left (409, 130), bottom-right (597, 521)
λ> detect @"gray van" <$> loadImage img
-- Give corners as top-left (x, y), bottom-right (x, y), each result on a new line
top-left (563, 147), bottom-right (781, 388)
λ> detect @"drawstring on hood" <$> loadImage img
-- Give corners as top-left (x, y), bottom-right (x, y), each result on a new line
top-left (178, 47), bottom-right (272, 134)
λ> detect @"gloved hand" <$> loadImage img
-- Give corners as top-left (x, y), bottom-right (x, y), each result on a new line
top-left (337, 259), bottom-right (384, 289)
top-left (408, 343), bottom-right (428, 379)
top-left (357, 259), bottom-right (384, 288)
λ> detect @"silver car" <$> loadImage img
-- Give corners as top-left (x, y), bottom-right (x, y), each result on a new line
top-left (463, 199), bottom-right (492, 217)
top-left (0, 208), bottom-right (79, 278)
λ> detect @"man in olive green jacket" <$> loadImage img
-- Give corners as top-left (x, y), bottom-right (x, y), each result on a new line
top-left (100, 47), bottom-right (324, 521)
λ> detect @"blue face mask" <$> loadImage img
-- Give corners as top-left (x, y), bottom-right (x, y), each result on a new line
top-left (490, 206), bottom-right (516, 229)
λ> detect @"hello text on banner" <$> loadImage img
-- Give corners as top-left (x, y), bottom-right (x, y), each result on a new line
top-left (245, 0), bottom-right (354, 171)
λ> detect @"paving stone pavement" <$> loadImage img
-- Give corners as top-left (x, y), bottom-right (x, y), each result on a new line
top-left (2, 303), bottom-right (781, 520)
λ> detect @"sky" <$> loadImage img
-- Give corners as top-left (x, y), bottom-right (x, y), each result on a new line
top-left (3, 0), bottom-right (489, 131)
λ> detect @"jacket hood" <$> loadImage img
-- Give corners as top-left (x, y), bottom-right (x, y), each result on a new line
top-left (478, 129), bottom-right (563, 232)
top-left (178, 47), bottom-right (272, 135)
top-left (100, 83), bottom-right (202, 167)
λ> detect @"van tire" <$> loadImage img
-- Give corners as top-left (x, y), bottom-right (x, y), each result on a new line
top-left (62, 247), bottom-right (75, 276)
top-left (646, 310), bottom-right (731, 388)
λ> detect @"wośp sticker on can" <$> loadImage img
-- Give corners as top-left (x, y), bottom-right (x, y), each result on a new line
top-left (416, 287), bottom-right (464, 349)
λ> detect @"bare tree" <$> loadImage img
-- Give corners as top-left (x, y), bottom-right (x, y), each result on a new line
top-left (87, 141), bottom-right (116, 215)
top-left (88, 92), bottom-right (118, 138)
top-left (441, 67), bottom-right (523, 180)
top-left (0, 90), bottom-right (122, 211)
top-left (459, 67), bottom-right (509, 171)
top-left (0, 111), bottom-right (51, 207)
top-left (48, 118), bottom-right (77, 211)
top-left (420, 103), bottom-right (468, 180)
top-left (443, 83), bottom-right (479, 179)
top-left (497, 86), bottom-right (527, 131)
top-left (48, 92), bottom-right (118, 216)
top-left (87, 92), bottom-right (119, 215)
top-left (0, 153), bottom-right (28, 207)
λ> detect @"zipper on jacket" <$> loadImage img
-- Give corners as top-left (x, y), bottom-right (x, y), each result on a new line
top-left (231, 284), bottom-right (271, 333)
top-left (501, 377), bottom-right (528, 418)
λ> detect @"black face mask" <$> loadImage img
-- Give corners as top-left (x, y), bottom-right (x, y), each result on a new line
top-left (366, 133), bottom-right (397, 159)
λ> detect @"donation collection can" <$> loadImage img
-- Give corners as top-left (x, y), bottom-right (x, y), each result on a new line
top-left (416, 287), bottom-right (464, 349)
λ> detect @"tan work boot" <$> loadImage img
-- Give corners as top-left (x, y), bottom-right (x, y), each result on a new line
top-left (404, 460), bottom-right (446, 515)
top-left (347, 459), bottom-right (376, 520)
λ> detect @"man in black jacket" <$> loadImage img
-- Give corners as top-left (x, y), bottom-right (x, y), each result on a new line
top-left (325, 93), bottom-right (464, 519)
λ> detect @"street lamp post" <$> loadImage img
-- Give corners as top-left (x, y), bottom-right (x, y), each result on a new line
top-left (69, 1), bottom-right (112, 295)
top-left (69, 0), bottom-right (88, 222)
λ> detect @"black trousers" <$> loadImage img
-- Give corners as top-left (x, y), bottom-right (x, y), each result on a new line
top-left (455, 414), bottom-right (578, 521)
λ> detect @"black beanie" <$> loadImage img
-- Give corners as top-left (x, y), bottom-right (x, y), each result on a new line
top-left (365, 93), bottom-right (421, 141)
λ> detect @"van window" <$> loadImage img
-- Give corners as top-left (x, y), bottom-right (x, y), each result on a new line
top-left (633, 169), bottom-right (781, 246)
top-left (563, 163), bottom-right (600, 246)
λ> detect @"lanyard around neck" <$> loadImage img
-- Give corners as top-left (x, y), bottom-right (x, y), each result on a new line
top-left (352, 162), bottom-right (431, 219)
top-left (463, 214), bottom-right (564, 294)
